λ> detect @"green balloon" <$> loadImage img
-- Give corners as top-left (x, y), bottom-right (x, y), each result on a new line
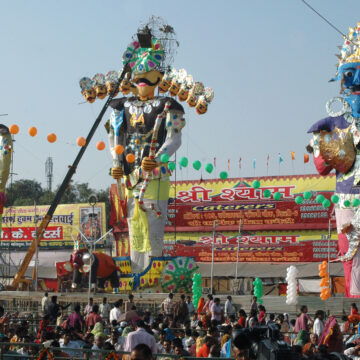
top-left (331, 194), bottom-right (339, 204)
top-left (322, 199), bottom-right (331, 208)
top-left (295, 196), bottom-right (303, 205)
top-left (353, 198), bottom-right (360, 207)
top-left (179, 157), bottom-right (188, 167)
top-left (316, 194), bottom-right (325, 203)
top-left (263, 189), bottom-right (271, 198)
top-left (168, 162), bottom-right (176, 171)
top-left (344, 200), bottom-right (351, 207)
top-left (160, 153), bottom-right (169, 163)
top-left (303, 191), bottom-right (312, 200)
top-left (220, 171), bottom-right (228, 180)
top-left (273, 192), bottom-right (282, 201)
top-left (205, 163), bottom-right (214, 174)
top-left (193, 160), bottom-right (202, 171)
top-left (252, 180), bottom-right (260, 189)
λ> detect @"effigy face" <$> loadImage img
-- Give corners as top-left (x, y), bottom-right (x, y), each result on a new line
top-left (132, 70), bottom-right (163, 100)
top-left (105, 81), bottom-right (119, 96)
top-left (82, 89), bottom-right (96, 103)
top-left (95, 85), bottom-right (107, 99)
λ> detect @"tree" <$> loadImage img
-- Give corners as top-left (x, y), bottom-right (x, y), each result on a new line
top-left (6, 179), bottom-right (44, 207)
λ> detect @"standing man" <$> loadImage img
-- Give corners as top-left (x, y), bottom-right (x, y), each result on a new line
top-left (174, 294), bottom-right (189, 325)
top-left (210, 298), bottom-right (222, 325)
top-left (224, 296), bottom-right (235, 319)
top-left (161, 293), bottom-right (174, 321)
top-left (99, 297), bottom-right (111, 324)
top-left (125, 294), bottom-right (135, 313)
top-left (250, 296), bottom-right (258, 316)
top-left (186, 296), bottom-right (195, 318)
top-left (109, 301), bottom-right (122, 324)
top-left (84, 298), bottom-right (94, 318)
top-left (85, 304), bottom-right (102, 329)
top-left (41, 292), bottom-right (49, 316)
top-left (123, 320), bottom-right (157, 353)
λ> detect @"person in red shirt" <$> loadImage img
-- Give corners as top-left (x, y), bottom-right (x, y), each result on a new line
top-left (85, 304), bottom-right (102, 329)
top-left (237, 310), bottom-right (246, 328)
top-left (351, 303), bottom-right (359, 315)
top-left (196, 336), bottom-right (214, 358)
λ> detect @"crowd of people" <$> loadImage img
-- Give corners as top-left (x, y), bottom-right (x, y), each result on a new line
top-left (0, 292), bottom-right (360, 359)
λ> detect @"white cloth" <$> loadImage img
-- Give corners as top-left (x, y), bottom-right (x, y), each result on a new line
top-left (123, 328), bottom-right (157, 353)
top-left (60, 341), bottom-right (82, 358)
top-left (109, 307), bottom-right (122, 323)
top-left (41, 296), bottom-right (49, 313)
top-left (187, 302), bottom-right (195, 316)
top-left (344, 346), bottom-right (360, 359)
top-left (313, 318), bottom-right (324, 337)
top-left (99, 303), bottom-right (111, 320)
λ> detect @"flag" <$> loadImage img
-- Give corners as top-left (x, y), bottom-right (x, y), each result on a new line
top-left (239, 157), bottom-right (242, 169)
top-left (279, 153), bottom-right (284, 163)
top-left (266, 154), bottom-right (270, 166)
top-left (304, 154), bottom-right (309, 163)
top-left (228, 159), bottom-right (230, 171)
top-left (213, 157), bottom-right (216, 168)
top-left (291, 151), bottom-right (295, 160)
top-left (253, 158), bottom-right (256, 169)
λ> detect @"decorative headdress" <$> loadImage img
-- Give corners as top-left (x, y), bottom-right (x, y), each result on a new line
top-left (74, 234), bottom-right (87, 250)
top-left (105, 71), bottom-right (119, 84)
top-left (79, 77), bottom-right (93, 92)
top-left (92, 73), bottom-right (106, 86)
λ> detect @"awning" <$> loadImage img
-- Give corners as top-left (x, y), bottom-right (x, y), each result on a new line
top-left (196, 262), bottom-right (344, 278)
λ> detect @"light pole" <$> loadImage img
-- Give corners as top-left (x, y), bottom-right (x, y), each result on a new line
top-left (87, 195), bottom-right (97, 301)
top-left (210, 220), bottom-right (218, 295)
top-left (234, 219), bottom-right (242, 292)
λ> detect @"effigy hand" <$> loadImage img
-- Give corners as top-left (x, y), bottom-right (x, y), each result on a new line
top-left (111, 167), bottom-right (124, 179)
top-left (142, 157), bottom-right (158, 172)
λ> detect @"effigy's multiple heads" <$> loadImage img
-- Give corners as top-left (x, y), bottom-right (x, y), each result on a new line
top-left (79, 20), bottom-right (214, 114)
top-left (331, 22), bottom-right (360, 117)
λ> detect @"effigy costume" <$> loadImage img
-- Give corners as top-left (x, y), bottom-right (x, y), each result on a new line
top-left (308, 22), bottom-right (360, 297)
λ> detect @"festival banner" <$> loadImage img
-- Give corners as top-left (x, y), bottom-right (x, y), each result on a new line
top-left (0, 203), bottom-right (106, 249)
top-left (163, 230), bottom-right (339, 263)
top-left (166, 174), bottom-right (336, 232)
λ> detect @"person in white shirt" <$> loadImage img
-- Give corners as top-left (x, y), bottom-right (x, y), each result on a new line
top-left (109, 301), bottom-right (122, 323)
top-left (186, 296), bottom-right (195, 318)
top-left (224, 296), bottom-right (235, 318)
top-left (84, 298), bottom-right (93, 318)
top-left (41, 292), bottom-right (49, 315)
top-left (344, 344), bottom-right (360, 359)
top-left (313, 310), bottom-right (325, 337)
top-left (99, 297), bottom-right (111, 323)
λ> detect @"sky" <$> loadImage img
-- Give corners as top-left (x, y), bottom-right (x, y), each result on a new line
top-left (0, 0), bottom-right (359, 191)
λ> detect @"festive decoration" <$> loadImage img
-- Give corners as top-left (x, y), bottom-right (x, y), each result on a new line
top-left (160, 153), bottom-right (170, 163)
top-left (193, 160), bottom-right (201, 170)
top-left (179, 157), bottom-right (188, 167)
top-left (219, 171), bottom-right (228, 180)
top-left (96, 141), bottom-right (105, 151)
top-left (253, 278), bottom-right (264, 304)
top-left (252, 180), bottom-right (260, 189)
top-left (192, 273), bottom-right (202, 309)
top-left (263, 189), bottom-right (271, 198)
top-left (316, 194), bottom-right (325, 203)
top-left (323, 199), bottom-right (331, 208)
top-left (273, 192), bottom-right (282, 201)
top-left (114, 145), bottom-right (124, 155)
top-left (285, 265), bottom-right (299, 305)
top-left (92, 73), bottom-right (107, 99)
top-left (307, 21), bottom-right (360, 297)
top-left (28, 127), bottom-right (37, 137)
top-left (205, 163), bottom-right (214, 174)
top-left (303, 191), bottom-right (312, 200)
top-left (353, 198), bottom-right (360, 207)
top-left (126, 153), bottom-right (135, 163)
top-left (168, 162), bottom-right (176, 171)
top-left (47, 133), bottom-right (57, 143)
top-left (161, 257), bottom-right (198, 292)
top-left (79, 77), bottom-right (96, 103)
top-left (318, 261), bottom-right (331, 301)
top-left (9, 124), bottom-right (19, 135)
top-left (295, 196), bottom-right (304, 205)
top-left (76, 137), bottom-right (86, 147)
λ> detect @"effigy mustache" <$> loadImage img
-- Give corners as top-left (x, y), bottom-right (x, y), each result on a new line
top-left (135, 77), bottom-right (161, 86)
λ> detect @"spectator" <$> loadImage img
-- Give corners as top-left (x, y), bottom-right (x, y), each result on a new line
top-left (99, 298), bottom-right (111, 323)
top-left (294, 305), bottom-right (311, 332)
top-left (123, 320), bottom-right (157, 353)
top-left (186, 296), bottom-right (196, 318)
top-left (47, 296), bottom-right (70, 322)
top-left (237, 310), bottom-right (246, 328)
top-left (302, 333), bottom-right (319, 357)
top-left (174, 294), bottom-right (189, 324)
top-left (203, 295), bottom-right (214, 316)
top-left (196, 336), bottom-right (214, 358)
top-left (105, 330), bottom-right (122, 351)
top-left (125, 294), bottom-right (135, 313)
top-left (85, 305), bottom-right (102, 329)
top-left (67, 304), bottom-right (84, 332)
top-left (313, 310), bottom-right (325, 337)
top-left (294, 330), bottom-right (309, 346)
top-left (41, 292), bottom-right (49, 315)
top-left (109, 301), bottom-right (122, 324)
top-left (250, 296), bottom-right (258, 316)
top-left (92, 334), bottom-right (104, 360)
top-left (84, 298), bottom-right (94, 318)
top-left (161, 339), bottom-right (173, 354)
top-left (351, 303), bottom-right (359, 315)
top-left (130, 344), bottom-right (153, 360)
top-left (267, 313), bottom-right (275, 325)
top-left (225, 296), bottom-right (235, 318)
top-left (162, 293), bottom-right (175, 321)
top-left (258, 305), bottom-right (266, 325)
top-left (246, 309), bottom-right (258, 328)
top-left (210, 298), bottom-right (222, 324)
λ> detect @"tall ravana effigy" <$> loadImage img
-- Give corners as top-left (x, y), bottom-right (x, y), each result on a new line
top-left (308, 22), bottom-right (360, 297)
top-left (79, 17), bottom-right (214, 274)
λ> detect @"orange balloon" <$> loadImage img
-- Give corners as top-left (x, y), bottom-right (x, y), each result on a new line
top-left (126, 153), bottom-right (135, 163)
top-left (114, 145), bottom-right (124, 155)
top-left (9, 124), bottom-right (19, 135)
top-left (47, 133), bottom-right (57, 143)
top-left (96, 141), bottom-right (105, 151)
top-left (76, 137), bottom-right (86, 147)
top-left (28, 126), bottom-right (37, 137)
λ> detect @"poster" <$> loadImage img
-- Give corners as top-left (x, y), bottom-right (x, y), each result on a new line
top-left (0, 203), bottom-right (106, 249)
